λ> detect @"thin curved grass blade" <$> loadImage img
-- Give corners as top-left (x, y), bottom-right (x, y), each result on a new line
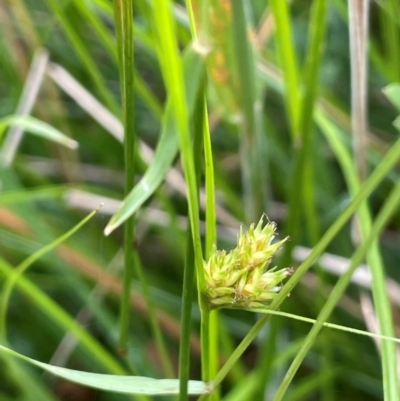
top-left (0, 115), bottom-right (78, 149)
top-left (0, 186), bottom-right (67, 205)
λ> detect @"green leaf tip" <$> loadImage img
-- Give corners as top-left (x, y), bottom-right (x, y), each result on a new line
top-left (0, 115), bottom-right (79, 149)
top-left (204, 215), bottom-right (293, 310)
top-left (383, 83), bottom-right (400, 113)
top-left (104, 223), bottom-right (114, 236)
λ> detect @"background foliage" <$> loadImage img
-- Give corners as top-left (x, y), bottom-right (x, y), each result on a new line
top-left (0, 1), bottom-right (400, 400)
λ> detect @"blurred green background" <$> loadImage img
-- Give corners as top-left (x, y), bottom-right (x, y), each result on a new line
top-left (0, 0), bottom-right (399, 400)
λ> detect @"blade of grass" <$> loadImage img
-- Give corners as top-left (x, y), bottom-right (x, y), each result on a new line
top-left (298, 0), bottom-right (327, 246)
top-left (0, 185), bottom-right (67, 205)
top-left (43, 0), bottom-right (119, 114)
top-left (185, 3), bottom-right (219, 396)
top-left (0, 206), bottom-right (101, 336)
top-left (74, 0), bottom-right (163, 120)
top-left (112, 0), bottom-right (136, 355)
top-left (250, 309), bottom-right (400, 345)
top-left (132, 252), bottom-right (174, 377)
top-left (104, 46), bottom-right (206, 235)
top-left (296, 1), bottom-right (330, 399)
top-left (0, 344), bottom-right (210, 395)
top-left (203, 101), bottom-right (216, 256)
top-left (379, 0), bottom-right (400, 82)
top-left (8, 0), bottom-right (41, 51)
top-left (2, 355), bottom-right (59, 401)
top-left (0, 257), bottom-right (126, 374)
top-left (269, 0), bottom-right (302, 268)
top-left (72, 0), bottom-right (118, 60)
top-left (269, 0), bottom-right (300, 139)
top-left (252, 314), bottom-right (282, 401)
top-left (204, 101), bottom-right (220, 400)
top-left (231, 1), bottom-right (267, 222)
top-left (274, 0), bottom-right (328, 280)
top-left (0, 115), bottom-right (78, 149)
top-left (179, 89), bottom-right (206, 400)
top-left (179, 224), bottom-right (197, 401)
top-left (206, 134), bottom-right (400, 392)
top-left (317, 111), bottom-right (400, 400)
top-left (272, 168), bottom-right (400, 401)
top-left (150, 0), bottom-right (209, 388)
top-left (383, 83), bottom-right (400, 112)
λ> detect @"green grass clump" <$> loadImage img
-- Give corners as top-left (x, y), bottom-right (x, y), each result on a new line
top-left (0, 1), bottom-right (400, 400)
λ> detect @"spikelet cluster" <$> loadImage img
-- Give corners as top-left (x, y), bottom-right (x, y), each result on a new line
top-left (204, 215), bottom-right (292, 310)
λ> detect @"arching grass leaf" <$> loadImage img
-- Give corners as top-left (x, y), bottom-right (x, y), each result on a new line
top-left (0, 344), bottom-right (211, 395)
top-left (104, 46), bottom-right (206, 235)
top-left (0, 115), bottom-right (78, 149)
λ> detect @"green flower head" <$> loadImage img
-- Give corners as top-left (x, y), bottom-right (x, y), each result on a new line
top-left (203, 215), bottom-right (292, 310)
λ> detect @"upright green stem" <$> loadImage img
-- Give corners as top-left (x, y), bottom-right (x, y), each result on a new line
top-left (179, 93), bottom-right (204, 400)
top-left (269, 0), bottom-right (301, 267)
top-left (200, 96), bottom-right (218, 397)
top-left (185, 1), bottom-right (217, 394)
top-left (299, 2), bottom-right (331, 399)
top-left (133, 252), bottom-right (174, 377)
top-left (179, 225), bottom-right (197, 401)
top-left (113, 0), bottom-right (136, 353)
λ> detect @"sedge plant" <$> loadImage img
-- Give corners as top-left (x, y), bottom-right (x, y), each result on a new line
top-left (1, 1), bottom-right (400, 401)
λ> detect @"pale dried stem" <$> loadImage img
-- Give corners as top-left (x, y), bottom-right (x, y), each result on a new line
top-left (0, 48), bottom-right (49, 166)
top-left (349, 0), bottom-right (370, 182)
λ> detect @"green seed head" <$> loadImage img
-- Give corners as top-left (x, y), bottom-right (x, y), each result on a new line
top-left (203, 215), bottom-right (292, 310)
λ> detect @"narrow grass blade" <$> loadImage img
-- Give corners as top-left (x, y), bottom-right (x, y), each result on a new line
top-left (112, 0), bottom-right (136, 354)
top-left (202, 99), bottom-right (220, 399)
top-left (231, 1), bottom-right (267, 221)
top-left (132, 252), bottom-right (174, 377)
top-left (0, 344), bottom-right (211, 395)
top-left (297, 0), bottom-right (327, 244)
top-left (269, 0), bottom-right (300, 139)
top-left (104, 46), bottom-right (206, 235)
top-left (269, 0), bottom-right (301, 268)
top-left (0, 185), bottom-right (67, 205)
top-left (179, 224), bottom-right (197, 401)
top-left (383, 83), bottom-right (400, 112)
top-left (0, 115), bottom-right (78, 149)
top-left (151, 2), bottom-right (210, 392)
top-left (208, 135), bottom-right (400, 391)
top-left (0, 257), bottom-right (125, 374)
top-left (44, 0), bottom-right (119, 114)
top-left (378, 0), bottom-right (400, 82)
top-left (317, 110), bottom-right (400, 401)
top-left (251, 309), bottom-right (400, 345)
top-left (271, 175), bottom-right (400, 401)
